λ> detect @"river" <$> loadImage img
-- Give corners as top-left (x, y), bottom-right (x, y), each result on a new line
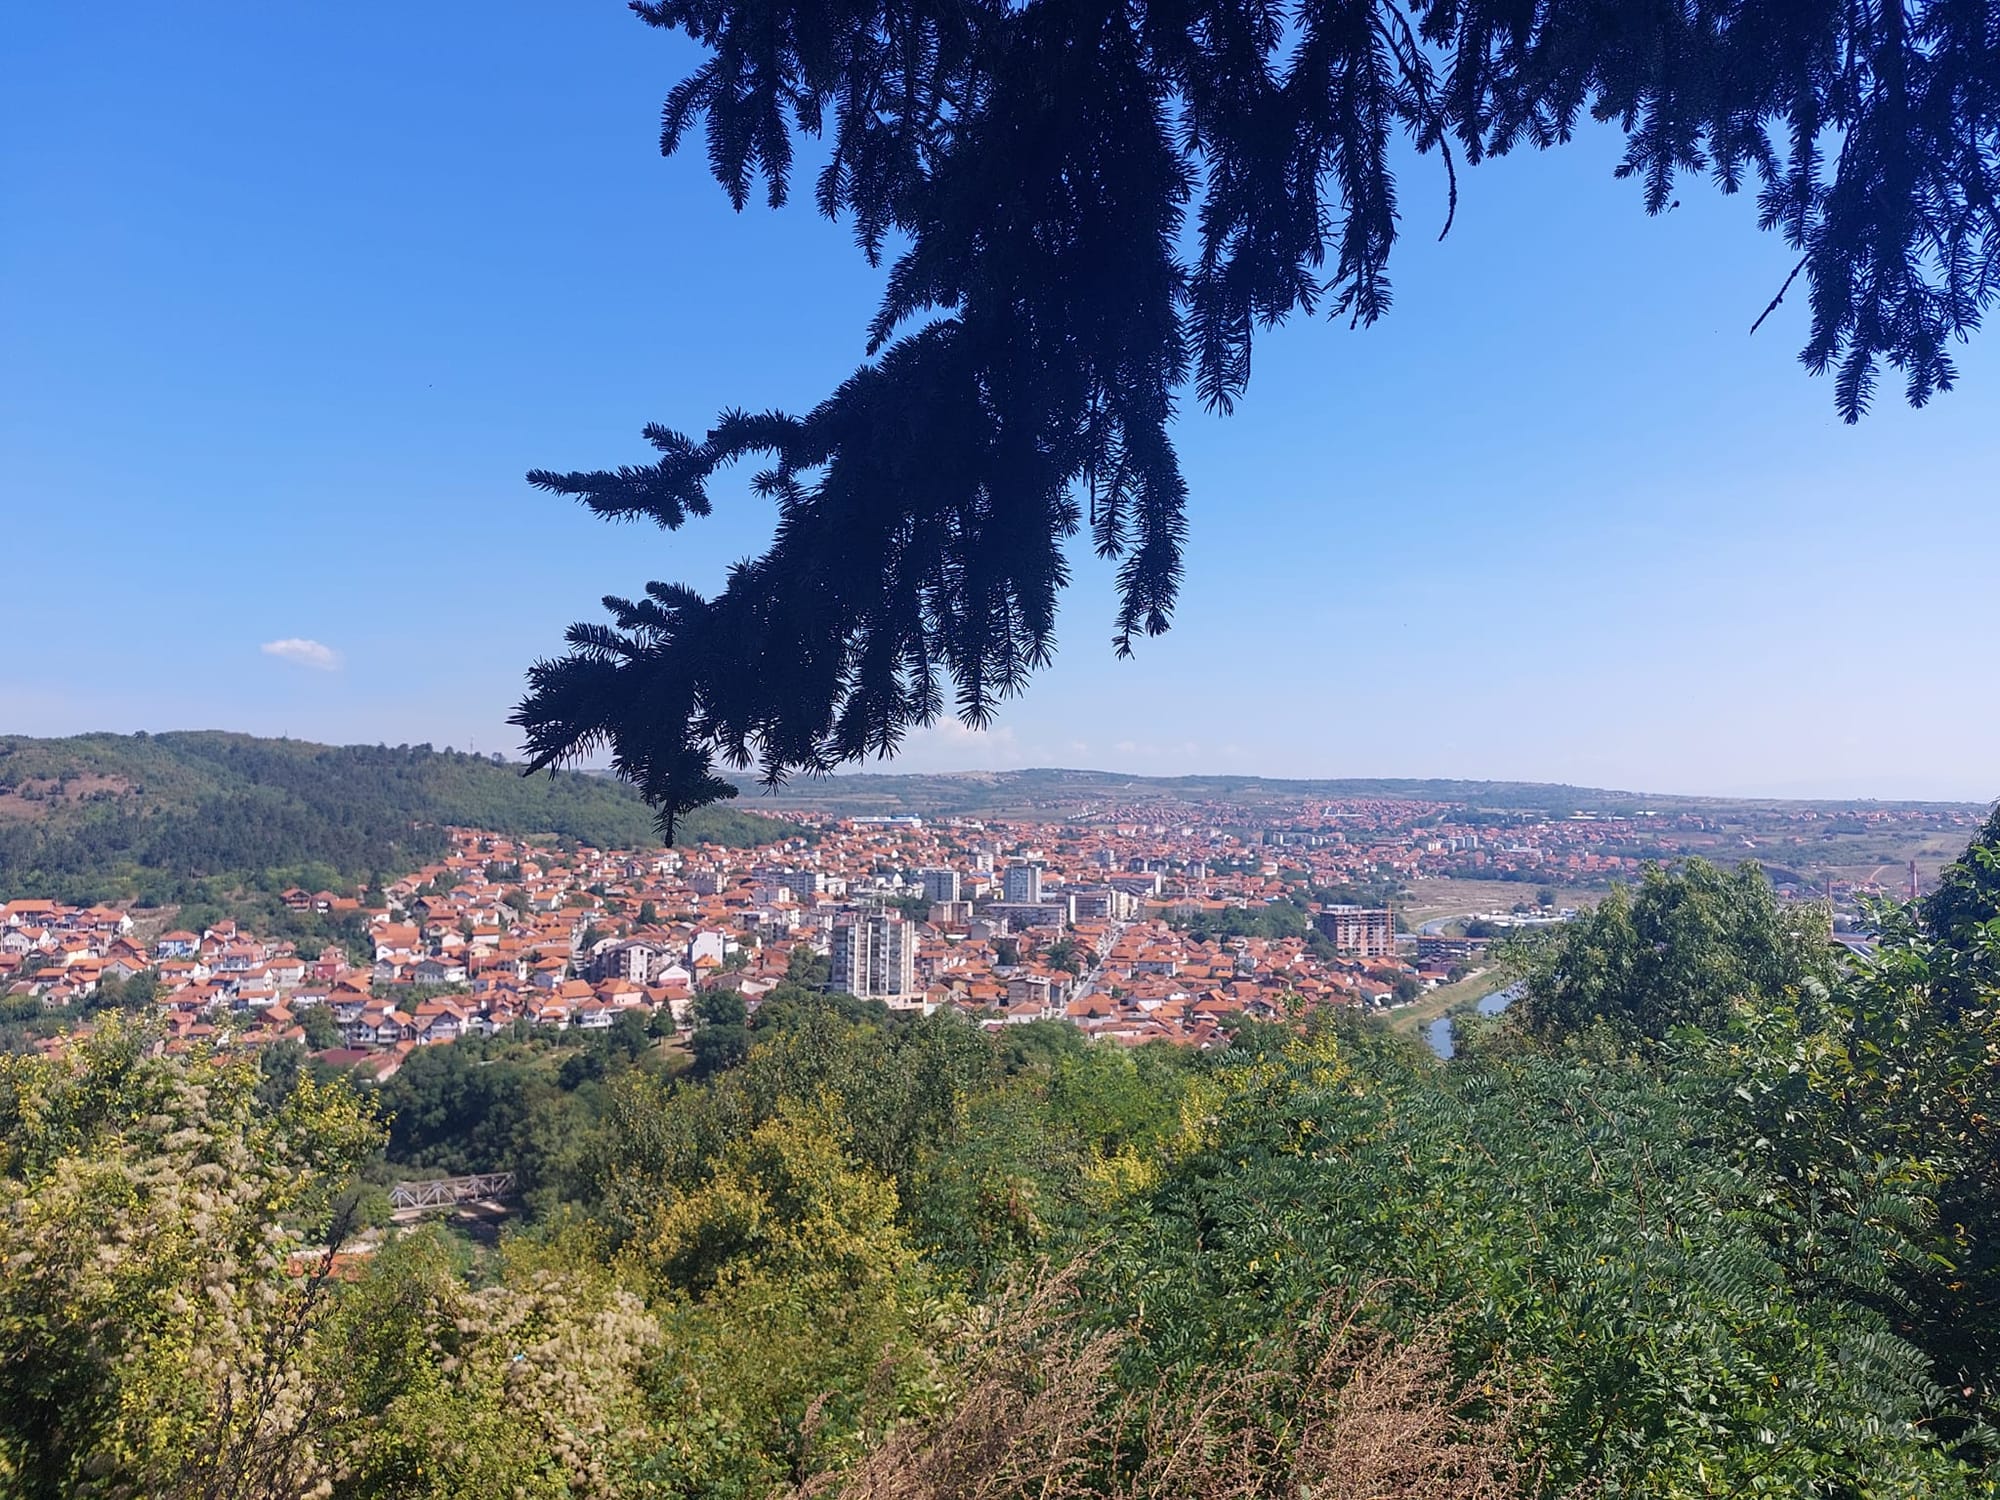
top-left (1423, 983), bottom-right (1521, 1059)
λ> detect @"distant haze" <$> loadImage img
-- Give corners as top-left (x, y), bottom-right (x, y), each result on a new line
top-left (719, 766), bottom-right (1990, 816)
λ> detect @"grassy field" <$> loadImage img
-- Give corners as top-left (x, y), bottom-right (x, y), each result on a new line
top-left (1776, 826), bottom-right (1985, 893)
top-left (1628, 815), bottom-right (1987, 894)
top-left (1394, 879), bottom-right (1598, 932)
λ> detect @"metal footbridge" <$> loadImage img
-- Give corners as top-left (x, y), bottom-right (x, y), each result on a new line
top-left (388, 1172), bottom-right (518, 1211)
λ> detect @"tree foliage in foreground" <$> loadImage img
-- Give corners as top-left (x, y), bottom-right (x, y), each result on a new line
top-left (6, 824), bottom-right (2000, 1497)
top-left (1513, 856), bottom-right (1838, 1043)
top-left (1509, 830), bottom-right (2000, 1436)
top-left (515, 0), bottom-right (2000, 830)
top-left (9, 838), bottom-right (2000, 1499)
top-left (1118, 1031), bottom-right (1978, 1497)
top-left (1922, 801), bottom-right (2000, 1016)
top-left (0, 1022), bottom-right (381, 1497)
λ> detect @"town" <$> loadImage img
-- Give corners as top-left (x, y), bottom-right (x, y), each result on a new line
top-left (2, 792), bottom-right (1976, 1068)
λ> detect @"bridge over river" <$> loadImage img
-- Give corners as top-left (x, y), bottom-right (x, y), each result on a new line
top-left (388, 1172), bottom-right (518, 1212)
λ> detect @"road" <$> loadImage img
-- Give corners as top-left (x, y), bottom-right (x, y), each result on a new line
top-left (1066, 918), bottom-right (1132, 1003)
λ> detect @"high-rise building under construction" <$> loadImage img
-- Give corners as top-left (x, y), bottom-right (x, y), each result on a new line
top-left (1315, 904), bottom-right (1395, 958)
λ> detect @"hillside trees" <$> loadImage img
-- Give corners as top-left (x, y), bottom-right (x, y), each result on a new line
top-left (786, 944), bottom-right (832, 987)
top-left (0, 733), bottom-right (797, 905)
top-left (1113, 1025), bottom-right (1983, 1496)
top-left (689, 989), bottom-right (754, 1078)
top-left (1922, 802), bottom-right (2000, 1015)
top-left (1866, 815), bottom-right (2000, 1421)
top-left (1710, 907), bottom-right (2000, 1435)
top-left (377, 1040), bottom-right (561, 1178)
top-left (624, 1104), bottom-right (943, 1495)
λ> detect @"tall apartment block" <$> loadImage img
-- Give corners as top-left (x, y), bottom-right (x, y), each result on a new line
top-left (829, 912), bottom-right (920, 1005)
top-left (1003, 863), bottom-right (1044, 904)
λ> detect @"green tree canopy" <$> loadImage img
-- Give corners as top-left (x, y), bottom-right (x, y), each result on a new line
top-left (0, 732), bottom-right (796, 905)
top-left (786, 943), bottom-right (831, 988)
top-left (1514, 858), bottom-right (1836, 1043)
top-left (1921, 803), bottom-right (2000, 1015)
top-left (0, 1023), bottom-right (380, 1497)
top-left (7, 977), bottom-right (2000, 1495)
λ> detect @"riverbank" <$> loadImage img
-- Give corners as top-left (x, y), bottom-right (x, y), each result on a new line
top-left (1383, 965), bottom-right (1516, 1033)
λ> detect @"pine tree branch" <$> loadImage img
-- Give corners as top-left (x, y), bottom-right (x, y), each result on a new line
top-left (1750, 254), bottom-right (1811, 336)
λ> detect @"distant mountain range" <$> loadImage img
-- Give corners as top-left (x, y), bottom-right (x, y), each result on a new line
top-left (0, 731), bottom-right (796, 904)
top-left (721, 766), bottom-right (1984, 819)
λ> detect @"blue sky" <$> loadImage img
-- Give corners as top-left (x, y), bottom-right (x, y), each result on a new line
top-left (6, 3), bottom-right (1996, 802)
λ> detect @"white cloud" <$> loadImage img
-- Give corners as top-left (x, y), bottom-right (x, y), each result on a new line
top-left (260, 638), bottom-right (343, 671)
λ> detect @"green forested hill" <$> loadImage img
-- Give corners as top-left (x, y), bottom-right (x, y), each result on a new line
top-left (0, 731), bottom-right (796, 904)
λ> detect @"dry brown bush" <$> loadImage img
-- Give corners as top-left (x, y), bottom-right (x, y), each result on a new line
top-left (797, 1268), bottom-right (1538, 1500)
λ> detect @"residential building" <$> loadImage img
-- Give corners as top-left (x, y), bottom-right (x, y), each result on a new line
top-left (1002, 864), bottom-right (1044, 904)
top-left (1315, 905), bottom-right (1395, 958)
top-left (986, 899), bottom-right (1072, 929)
top-left (1070, 886), bottom-right (1140, 921)
top-left (775, 870), bottom-right (825, 903)
top-left (829, 913), bottom-right (919, 1005)
top-left (1415, 933), bottom-right (1487, 963)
